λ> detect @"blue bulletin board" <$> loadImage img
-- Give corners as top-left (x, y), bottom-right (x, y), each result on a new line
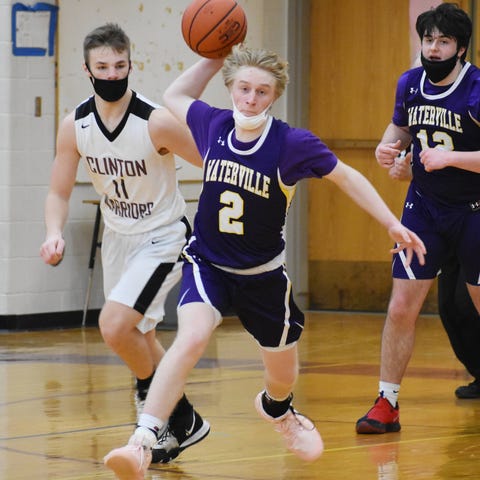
top-left (12, 2), bottom-right (59, 56)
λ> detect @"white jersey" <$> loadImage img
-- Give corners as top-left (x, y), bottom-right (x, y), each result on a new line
top-left (74, 91), bottom-right (186, 234)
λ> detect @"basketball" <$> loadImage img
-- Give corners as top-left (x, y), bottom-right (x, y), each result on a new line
top-left (181, 0), bottom-right (247, 59)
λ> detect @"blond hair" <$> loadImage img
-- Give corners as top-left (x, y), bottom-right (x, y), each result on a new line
top-left (222, 44), bottom-right (289, 98)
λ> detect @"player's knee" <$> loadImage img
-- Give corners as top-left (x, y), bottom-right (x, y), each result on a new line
top-left (98, 311), bottom-right (127, 347)
top-left (176, 327), bottom-right (210, 360)
top-left (98, 317), bottom-right (115, 346)
top-left (386, 301), bottom-right (419, 329)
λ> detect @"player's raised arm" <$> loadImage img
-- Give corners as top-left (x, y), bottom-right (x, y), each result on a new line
top-left (163, 58), bottom-right (224, 125)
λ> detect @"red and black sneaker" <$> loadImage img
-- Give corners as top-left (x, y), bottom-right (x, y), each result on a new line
top-left (356, 396), bottom-right (400, 434)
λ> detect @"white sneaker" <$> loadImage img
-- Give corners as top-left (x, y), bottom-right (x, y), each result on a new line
top-left (104, 427), bottom-right (156, 479)
top-left (255, 391), bottom-right (324, 462)
top-left (104, 444), bottom-right (152, 480)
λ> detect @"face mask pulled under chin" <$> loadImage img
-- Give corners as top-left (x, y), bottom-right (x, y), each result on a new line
top-left (232, 100), bottom-right (272, 130)
top-left (89, 74), bottom-right (129, 102)
top-left (420, 52), bottom-right (459, 84)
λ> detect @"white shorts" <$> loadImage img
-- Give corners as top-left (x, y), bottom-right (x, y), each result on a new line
top-left (101, 218), bottom-right (189, 333)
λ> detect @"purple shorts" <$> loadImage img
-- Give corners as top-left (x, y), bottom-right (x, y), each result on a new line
top-left (178, 251), bottom-right (304, 348)
top-left (392, 182), bottom-right (480, 284)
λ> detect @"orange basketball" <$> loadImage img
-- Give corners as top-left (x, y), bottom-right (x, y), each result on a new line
top-left (181, 0), bottom-right (247, 59)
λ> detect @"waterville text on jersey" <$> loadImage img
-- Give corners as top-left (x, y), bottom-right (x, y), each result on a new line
top-left (408, 105), bottom-right (463, 133)
top-left (205, 159), bottom-right (270, 198)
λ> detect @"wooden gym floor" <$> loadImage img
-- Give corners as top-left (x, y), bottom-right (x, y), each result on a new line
top-left (1, 310), bottom-right (479, 479)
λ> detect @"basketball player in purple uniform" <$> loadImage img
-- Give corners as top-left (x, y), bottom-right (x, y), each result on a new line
top-left (390, 152), bottom-right (480, 399)
top-left (39, 24), bottom-right (210, 463)
top-left (104, 44), bottom-right (426, 478)
top-left (357, 3), bottom-right (480, 434)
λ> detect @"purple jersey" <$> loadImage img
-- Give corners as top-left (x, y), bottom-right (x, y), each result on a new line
top-left (186, 100), bottom-right (337, 269)
top-left (392, 62), bottom-right (480, 205)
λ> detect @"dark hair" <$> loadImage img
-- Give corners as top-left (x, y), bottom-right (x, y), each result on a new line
top-left (83, 23), bottom-right (131, 64)
top-left (416, 3), bottom-right (472, 61)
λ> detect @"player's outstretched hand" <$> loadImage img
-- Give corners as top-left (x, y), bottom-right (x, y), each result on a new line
top-left (40, 234), bottom-right (65, 267)
top-left (388, 224), bottom-right (426, 267)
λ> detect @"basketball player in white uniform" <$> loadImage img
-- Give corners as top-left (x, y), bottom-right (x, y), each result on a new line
top-left (40, 23), bottom-right (209, 463)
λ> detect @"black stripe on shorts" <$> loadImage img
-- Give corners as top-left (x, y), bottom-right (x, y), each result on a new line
top-left (133, 262), bottom-right (175, 315)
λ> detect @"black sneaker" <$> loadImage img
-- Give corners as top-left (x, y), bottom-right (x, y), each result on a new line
top-left (151, 409), bottom-right (210, 463)
top-left (455, 380), bottom-right (480, 399)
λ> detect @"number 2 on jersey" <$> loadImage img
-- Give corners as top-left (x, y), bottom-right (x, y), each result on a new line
top-left (417, 129), bottom-right (454, 151)
top-left (219, 190), bottom-right (244, 235)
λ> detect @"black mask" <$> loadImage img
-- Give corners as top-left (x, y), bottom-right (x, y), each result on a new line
top-left (420, 52), bottom-right (459, 84)
top-left (86, 64), bottom-right (130, 102)
top-left (89, 75), bottom-right (129, 102)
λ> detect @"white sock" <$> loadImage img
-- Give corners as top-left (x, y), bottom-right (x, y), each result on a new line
top-left (135, 413), bottom-right (166, 444)
top-left (128, 426), bottom-right (158, 448)
top-left (379, 381), bottom-right (400, 407)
